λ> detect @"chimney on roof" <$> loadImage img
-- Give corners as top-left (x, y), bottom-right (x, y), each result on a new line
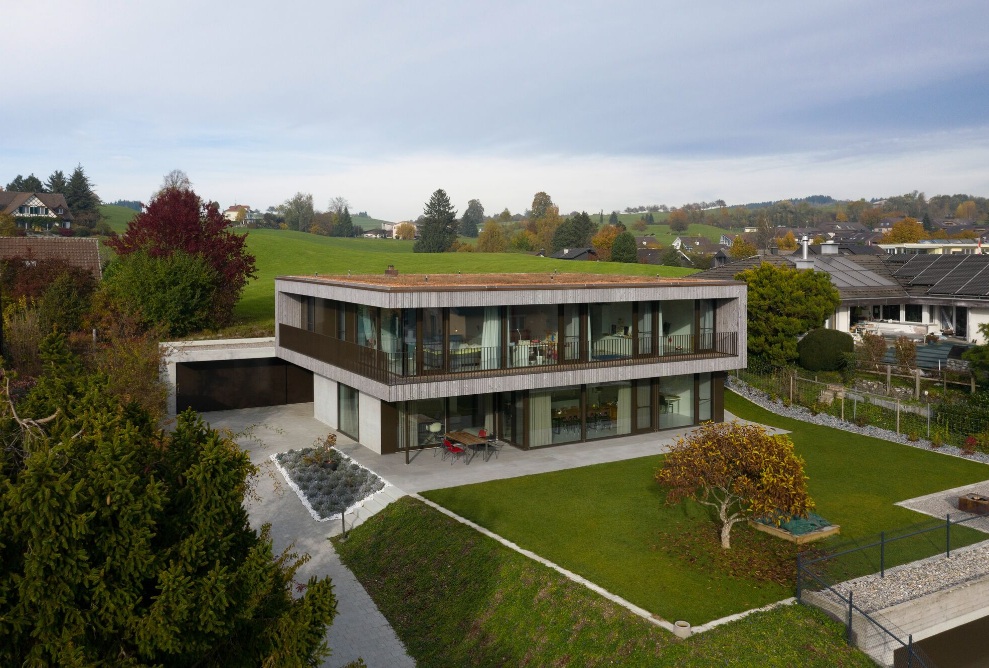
top-left (822, 241), bottom-right (839, 255)
top-left (385, 265), bottom-right (398, 276)
top-left (563, 248), bottom-right (569, 255)
top-left (795, 235), bottom-right (814, 270)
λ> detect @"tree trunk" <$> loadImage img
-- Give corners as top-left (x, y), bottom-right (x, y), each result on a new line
top-left (720, 521), bottom-right (733, 549)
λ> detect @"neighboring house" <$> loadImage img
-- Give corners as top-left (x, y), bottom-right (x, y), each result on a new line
top-left (362, 229), bottom-right (390, 239)
top-left (550, 247), bottom-right (598, 260)
top-left (699, 240), bottom-right (989, 343)
top-left (0, 192), bottom-right (73, 229)
top-left (275, 272), bottom-right (746, 454)
top-left (635, 235), bottom-right (661, 249)
top-left (223, 204), bottom-right (250, 223)
top-left (0, 237), bottom-right (102, 280)
top-left (671, 236), bottom-right (719, 254)
top-left (878, 240), bottom-right (983, 256)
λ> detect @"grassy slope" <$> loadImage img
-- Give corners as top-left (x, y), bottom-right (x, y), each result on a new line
top-left (99, 204), bottom-right (138, 233)
top-left (421, 391), bottom-right (989, 623)
top-left (335, 497), bottom-right (872, 667)
top-left (234, 229), bottom-right (697, 324)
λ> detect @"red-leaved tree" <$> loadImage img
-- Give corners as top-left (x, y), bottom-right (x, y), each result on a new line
top-left (108, 188), bottom-right (256, 327)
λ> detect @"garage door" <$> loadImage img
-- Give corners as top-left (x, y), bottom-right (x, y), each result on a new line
top-left (175, 357), bottom-right (313, 413)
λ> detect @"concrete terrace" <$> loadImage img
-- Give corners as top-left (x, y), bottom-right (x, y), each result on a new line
top-left (203, 402), bottom-right (782, 668)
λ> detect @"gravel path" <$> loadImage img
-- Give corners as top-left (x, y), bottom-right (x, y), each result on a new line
top-left (727, 378), bottom-right (989, 465)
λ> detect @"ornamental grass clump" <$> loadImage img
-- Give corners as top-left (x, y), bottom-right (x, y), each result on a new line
top-left (277, 437), bottom-right (384, 519)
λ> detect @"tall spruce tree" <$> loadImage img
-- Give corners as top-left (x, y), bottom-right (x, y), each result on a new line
top-left (414, 189), bottom-right (458, 253)
top-left (335, 207), bottom-right (355, 237)
top-left (611, 231), bottom-right (638, 263)
top-left (45, 170), bottom-right (67, 194)
top-left (0, 333), bottom-right (337, 665)
top-left (65, 164), bottom-right (101, 228)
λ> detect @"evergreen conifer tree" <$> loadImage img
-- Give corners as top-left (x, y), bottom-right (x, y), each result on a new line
top-left (414, 189), bottom-right (458, 253)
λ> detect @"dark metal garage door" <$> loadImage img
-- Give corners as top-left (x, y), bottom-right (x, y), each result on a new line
top-left (175, 357), bottom-right (313, 413)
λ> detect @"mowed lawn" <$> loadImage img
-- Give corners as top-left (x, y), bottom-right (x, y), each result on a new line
top-left (422, 390), bottom-right (989, 624)
top-left (234, 229), bottom-right (697, 325)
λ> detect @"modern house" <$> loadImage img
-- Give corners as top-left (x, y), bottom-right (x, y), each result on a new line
top-left (274, 271), bottom-right (747, 454)
top-left (0, 192), bottom-right (73, 229)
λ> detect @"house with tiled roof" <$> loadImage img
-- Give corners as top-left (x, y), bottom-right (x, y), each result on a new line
top-left (0, 237), bottom-right (102, 280)
top-left (550, 247), bottom-right (598, 260)
top-left (0, 192), bottom-right (73, 229)
top-left (699, 239), bottom-right (989, 343)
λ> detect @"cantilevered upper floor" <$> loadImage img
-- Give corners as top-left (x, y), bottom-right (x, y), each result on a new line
top-left (275, 271), bottom-right (747, 402)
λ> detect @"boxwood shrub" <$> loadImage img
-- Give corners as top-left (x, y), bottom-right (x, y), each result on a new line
top-left (798, 328), bottom-right (854, 372)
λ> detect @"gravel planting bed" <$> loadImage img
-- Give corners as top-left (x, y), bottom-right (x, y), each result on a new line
top-left (274, 445), bottom-right (385, 521)
top-left (816, 543), bottom-right (989, 613)
top-left (727, 378), bottom-right (989, 466)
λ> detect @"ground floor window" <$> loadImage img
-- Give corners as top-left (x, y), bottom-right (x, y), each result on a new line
top-left (392, 372), bottom-right (714, 451)
top-left (338, 383), bottom-right (359, 439)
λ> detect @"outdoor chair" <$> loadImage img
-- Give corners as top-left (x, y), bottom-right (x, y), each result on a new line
top-left (442, 438), bottom-right (467, 465)
top-left (479, 429), bottom-right (503, 460)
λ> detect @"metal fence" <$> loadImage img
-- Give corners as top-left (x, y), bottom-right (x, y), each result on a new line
top-left (734, 368), bottom-right (989, 450)
top-left (796, 513), bottom-right (986, 668)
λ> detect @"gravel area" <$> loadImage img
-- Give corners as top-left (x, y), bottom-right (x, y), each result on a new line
top-left (727, 378), bottom-right (989, 465)
top-left (819, 543), bottom-right (989, 613)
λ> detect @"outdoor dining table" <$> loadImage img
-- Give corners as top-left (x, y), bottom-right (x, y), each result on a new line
top-left (445, 431), bottom-right (491, 462)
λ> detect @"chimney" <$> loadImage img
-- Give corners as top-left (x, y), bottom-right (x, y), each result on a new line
top-left (563, 248), bottom-right (569, 255)
top-left (384, 265), bottom-right (398, 276)
top-left (795, 235), bottom-right (814, 270)
top-left (821, 241), bottom-right (839, 255)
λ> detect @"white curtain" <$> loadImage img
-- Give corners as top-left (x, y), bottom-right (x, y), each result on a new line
top-left (357, 305), bottom-right (376, 348)
top-left (529, 392), bottom-right (553, 447)
top-left (481, 306), bottom-right (501, 369)
top-left (565, 306), bottom-right (579, 360)
top-left (617, 384), bottom-right (632, 435)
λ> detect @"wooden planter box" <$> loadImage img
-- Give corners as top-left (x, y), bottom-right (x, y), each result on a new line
top-left (959, 493), bottom-right (989, 516)
top-left (749, 520), bottom-right (841, 544)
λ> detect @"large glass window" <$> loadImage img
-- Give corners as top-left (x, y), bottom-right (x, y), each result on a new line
top-left (447, 395), bottom-right (483, 433)
top-left (661, 300), bottom-right (693, 354)
top-left (698, 373), bottom-right (712, 422)
top-left (400, 397), bottom-right (444, 449)
top-left (509, 305), bottom-right (558, 368)
top-left (905, 304), bottom-right (923, 323)
top-left (635, 379), bottom-right (652, 431)
top-left (564, 304), bottom-right (580, 361)
top-left (357, 305), bottom-right (377, 348)
top-left (586, 381), bottom-right (631, 440)
top-left (658, 374), bottom-right (693, 429)
top-left (532, 386), bottom-right (580, 447)
top-left (449, 307), bottom-right (501, 371)
top-left (638, 302), bottom-right (653, 355)
top-left (423, 307), bottom-right (443, 372)
top-left (881, 304), bottom-right (900, 321)
top-left (699, 300), bottom-right (714, 350)
top-left (338, 384), bottom-right (359, 439)
top-left (589, 302), bottom-right (633, 360)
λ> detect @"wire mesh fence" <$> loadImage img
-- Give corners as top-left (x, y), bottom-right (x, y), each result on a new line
top-left (796, 513), bottom-right (987, 668)
top-left (734, 368), bottom-right (989, 450)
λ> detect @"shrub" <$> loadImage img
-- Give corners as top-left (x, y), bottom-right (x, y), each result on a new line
top-left (798, 328), bottom-right (854, 372)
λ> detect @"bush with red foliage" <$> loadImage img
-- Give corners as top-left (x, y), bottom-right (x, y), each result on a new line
top-left (108, 187), bottom-right (256, 327)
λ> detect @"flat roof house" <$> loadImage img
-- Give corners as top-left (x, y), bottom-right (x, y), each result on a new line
top-left (275, 272), bottom-right (747, 454)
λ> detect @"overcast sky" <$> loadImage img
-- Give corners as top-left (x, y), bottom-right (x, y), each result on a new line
top-left (3, 0), bottom-right (989, 220)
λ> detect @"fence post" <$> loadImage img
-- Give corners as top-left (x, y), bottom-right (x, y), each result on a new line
top-left (790, 372), bottom-right (794, 403)
top-left (846, 590), bottom-right (854, 645)
top-left (887, 364), bottom-right (891, 395)
top-left (880, 531), bottom-right (885, 578)
top-left (946, 514), bottom-right (951, 558)
top-left (907, 634), bottom-right (914, 668)
top-left (841, 396), bottom-right (845, 422)
top-left (896, 400), bottom-right (900, 434)
top-left (914, 369), bottom-right (920, 401)
top-left (796, 553), bottom-right (802, 602)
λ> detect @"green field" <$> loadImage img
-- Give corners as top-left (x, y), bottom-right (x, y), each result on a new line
top-left (234, 230), bottom-right (697, 326)
top-left (99, 204), bottom-right (138, 233)
top-left (421, 390), bottom-right (989, 624)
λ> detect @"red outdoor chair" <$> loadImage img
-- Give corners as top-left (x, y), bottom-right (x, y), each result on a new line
top-left (442, 438), bottom-right (467, 464)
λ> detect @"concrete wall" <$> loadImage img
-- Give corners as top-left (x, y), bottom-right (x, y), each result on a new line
top-left (880, 574), bottom-right (989, 643)
top-left (314, 374), bottom-right (338, 427)
top-left (358, 393), bottom-right (382, 454)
